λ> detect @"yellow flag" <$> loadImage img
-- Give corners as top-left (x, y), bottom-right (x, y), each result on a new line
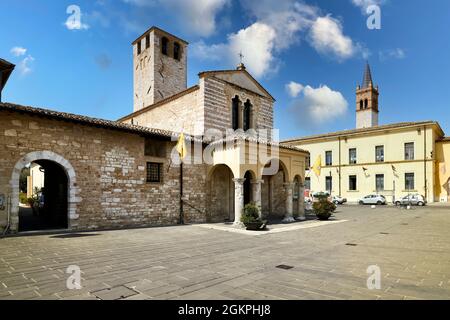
top-left (312, 155), bottom-right (322, 177)
top-left (176, 133), bottom-right (187, 160)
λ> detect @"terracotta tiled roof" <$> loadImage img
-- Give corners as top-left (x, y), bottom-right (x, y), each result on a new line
top-left (283, 121), bottom-right (445, 143)
top-left (117, 85), bottom-right (199, 122)
top-left (207, 132), bottom-right (309, 153)
top-left (0, 102), bottom-right (201, 142)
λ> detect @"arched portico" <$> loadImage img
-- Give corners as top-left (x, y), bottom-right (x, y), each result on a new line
top-left (9, 151), bottom-right (80, 233)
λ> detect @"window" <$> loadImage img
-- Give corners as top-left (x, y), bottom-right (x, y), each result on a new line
top-left (349, 148), bottom-right (357, 164)
top-left (137, 40), bottom-right (142, 55)
top-left (232, 96), bottom-right (240, 130)
top-left (147, 162), bottom-right (162, 183)
top-left (243, 100), bottom-right (252, 131)
top-left (405, 142), bottom-right (414, 160)
top-left (305, 177), bottom-right (311, 190)
top-left (145, 138), bottom-right (166, 157)
top-left (305, 156), bottom-right (311, 169)
top-left (161, 37), bottom-right (169, 56)
top-left (349, 175), bottom-right (357, 191)
top-left (326, 176), bottom-right (332, 193)
top-left (376, 174), bottom-right (384, 192)
top-left (173, 42), bottom-right (181, 60)
top-left (364, 99), bottom-right (368, 109)
top-left (359, 100), bottom-right (363, 110)
top-left (405, 173), bottom-right (415, 191)
top-left (375, 145), bottom-right (384, 162)
top-left (145, 34), bottom-right (150, 49)
top-left (325, 151), bottom-right (332, 166)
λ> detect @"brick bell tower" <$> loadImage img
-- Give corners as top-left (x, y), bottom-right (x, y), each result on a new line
top-left (132, 27), bottom-right (188, 112)
top-left (356, 63), bottom-right (379, 129)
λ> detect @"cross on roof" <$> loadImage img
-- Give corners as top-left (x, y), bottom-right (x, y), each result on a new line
top-left (239, 51), bottom-right (244, 64)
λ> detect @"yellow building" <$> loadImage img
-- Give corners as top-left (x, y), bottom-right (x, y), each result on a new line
top-left (284, 64), bottom-right (449, 203)
top-left (436, 138), bottom-right (450, 202)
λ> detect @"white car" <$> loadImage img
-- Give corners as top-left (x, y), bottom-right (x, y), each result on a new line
top-left (358, 194), bottom-right (387, 205)
top-left (394, 194), bottom-right (426, 206)
top-left (332, 195), bottom-right (347, 205)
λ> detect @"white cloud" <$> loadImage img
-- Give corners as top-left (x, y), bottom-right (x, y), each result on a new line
top-left (286, 81), bottom-right (304, 98)
top-left (121, 0), bottom-right (229, 37)
top-left (193, 1), bottom-right (362, 77)
top-left (309, 15), bottom-right (356, 60)
top-left (18, 55), bottom-right (35, 76)
top-left (290, 84), bottom-right (348, 127)
top-left (10, 47), bottom-right (27, 57)
top-left (192, 22), bottom-right (278, 78)
top-left (164, 0), bottom-right (229, 37)
top-left (379, 48), bottom-right (406, 61)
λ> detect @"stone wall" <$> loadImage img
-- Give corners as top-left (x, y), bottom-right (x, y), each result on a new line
top-left (123, 88), bottom-right (203, 135)
top-left (202, 76), bottom-right (274, 134)
top-left (0, 111), bottom-right (208, 233)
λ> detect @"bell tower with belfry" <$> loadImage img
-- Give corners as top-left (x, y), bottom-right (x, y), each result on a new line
top-left (356, 62), bottom-right (379, 129)
top-left (132, 26), bottom-right (188, 112)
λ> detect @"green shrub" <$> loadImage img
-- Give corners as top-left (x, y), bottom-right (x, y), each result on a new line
top-left (313, 199), bottom-right (336, 220)
top-left (19, 192), bottom-right (28, 204)
top-left (241, 203), bottom-right (261, 224)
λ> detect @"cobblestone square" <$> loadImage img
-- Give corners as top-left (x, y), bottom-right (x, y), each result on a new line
top-left (1, 205), bottom-right (449, 300)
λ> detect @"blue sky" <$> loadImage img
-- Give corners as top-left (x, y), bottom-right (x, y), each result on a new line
top-left (1, 0), bottom-right (449, 140)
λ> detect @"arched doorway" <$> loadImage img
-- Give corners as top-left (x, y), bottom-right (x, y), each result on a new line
top-left (10, 151), bottom-right (78, 233)
top-left (208, 164), bottom-right (235, 222)
top-left (18, 160), bottom-right (68, 231)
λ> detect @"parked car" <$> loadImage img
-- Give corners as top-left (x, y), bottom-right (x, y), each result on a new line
top-left (394, 194), bottom-right (426, 206)
top-left (358, 194), bottom-right (387, 205)
top-left (332, 195), bottom-right (347, 205)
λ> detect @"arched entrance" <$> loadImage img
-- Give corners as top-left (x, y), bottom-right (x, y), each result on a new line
top-left (10, 151), bottom-right (78, 233)
top-left (208, 164), bottom-right (235, 222)
top-left (18, 160), bottom-right (68, 231)
top-left (261, 159), bottom-right (289, 220)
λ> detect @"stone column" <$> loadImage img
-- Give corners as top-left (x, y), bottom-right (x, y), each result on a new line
top-left (233, 178), bottom-right (245, 226)
top-left (283, 182), bottom-right (295, 223)
top-left (268, 177), bottom-right (274, 216)
top-left (297, 184), bottom-right (306, 221)
top-left (251, 179), bottom-right (264, 218)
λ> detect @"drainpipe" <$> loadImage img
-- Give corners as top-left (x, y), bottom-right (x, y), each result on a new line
top-left (338, 137), bottom-right (342, 197)
top-left (424, 125), bottom-right (427, 201)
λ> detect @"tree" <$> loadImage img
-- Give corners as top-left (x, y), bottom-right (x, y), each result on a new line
top-left (20, 167), bottom-right (30, 193)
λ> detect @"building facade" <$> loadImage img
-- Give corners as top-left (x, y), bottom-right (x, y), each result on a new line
top-left (284, 64), bottom-right (449, 203)
top-left (0, 26), bottom-right (308, 234)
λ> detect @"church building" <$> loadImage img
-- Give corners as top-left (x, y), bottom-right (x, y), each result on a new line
top-left (0, 27), bottom-right (308, 234)
top-left (284, 64), bottom-right (450, 203)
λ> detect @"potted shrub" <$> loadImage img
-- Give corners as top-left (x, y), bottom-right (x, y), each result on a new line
top-left (241, 203), bottom-right (267, 231)
top-left (312, 197), bottom-right (336, 221)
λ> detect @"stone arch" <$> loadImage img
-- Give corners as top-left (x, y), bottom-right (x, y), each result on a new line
top-left (10, 151), bottom-right (79, 232)
top-left (207, 164), bottom-right (235, 222)
top-left (261, 158), bottom-right (290, 182)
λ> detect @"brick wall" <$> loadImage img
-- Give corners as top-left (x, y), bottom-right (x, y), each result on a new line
top-left (0, 111), bottom-right (208, 233)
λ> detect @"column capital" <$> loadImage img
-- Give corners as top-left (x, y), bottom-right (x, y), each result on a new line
top-left (233, 178), bottom-right (246, 185)
top-left (283, 182), bottom-right (294, 189)
top-left (251, 179), bottom-right (264, 185)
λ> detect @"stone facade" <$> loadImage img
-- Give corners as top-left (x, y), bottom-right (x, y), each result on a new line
top-left (0, 111), bottom-right (208, 232)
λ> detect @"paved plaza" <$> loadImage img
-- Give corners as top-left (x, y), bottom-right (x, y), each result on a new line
top-left (1, 205), bottom-right (450, 300)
